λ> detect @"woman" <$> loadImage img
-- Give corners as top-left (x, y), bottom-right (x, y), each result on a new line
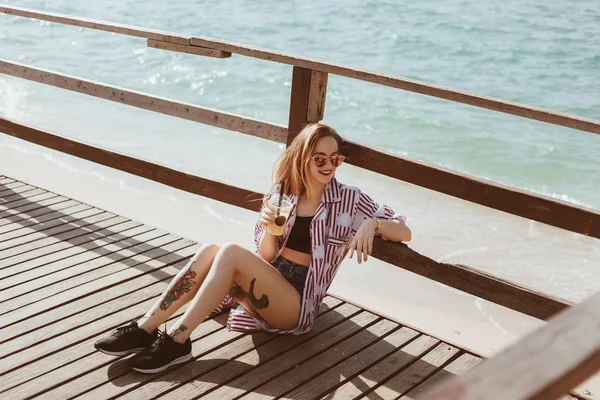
top-left (94, 123), bottom-right (411, 374)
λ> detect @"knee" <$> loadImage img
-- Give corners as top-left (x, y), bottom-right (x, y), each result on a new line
top-left (195, 243), bottom-right (219, 257)
top-left (219, 242), bottom-right (243, 258)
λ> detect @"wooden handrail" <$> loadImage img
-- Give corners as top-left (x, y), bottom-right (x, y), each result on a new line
top-left (2, 59), bottom-right (598, 239)
top-left (1, 4), bottom-right (599, 135)
top-left (0, 59), bottom-right (288, 144)
top-left (417, 290), bottom-right (600, 400)
top-left (0, 4), bottom-right (191, 44)
top-left (0, 117), bottom-right (573, 322)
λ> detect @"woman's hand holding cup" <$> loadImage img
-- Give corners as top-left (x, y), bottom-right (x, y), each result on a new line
top-left (260, 198), bottom-right (276, 230)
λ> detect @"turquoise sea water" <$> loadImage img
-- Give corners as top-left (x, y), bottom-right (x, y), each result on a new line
top-left (1, 0), bottom-right (599, 208)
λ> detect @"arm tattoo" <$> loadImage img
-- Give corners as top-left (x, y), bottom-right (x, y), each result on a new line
top-left (160, 264), bottom-right (197, 311)
top-left (172, 324), bottom-right (188, 339)
top-left (246, 278), bottom-right (269, 310)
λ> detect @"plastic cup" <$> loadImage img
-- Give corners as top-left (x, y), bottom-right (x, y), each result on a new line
top-left (266, 194), bottom-right (293, 236)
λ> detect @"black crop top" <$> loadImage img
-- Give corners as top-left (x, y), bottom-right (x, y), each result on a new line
top-left (285, 215), bottom-right (313, 254)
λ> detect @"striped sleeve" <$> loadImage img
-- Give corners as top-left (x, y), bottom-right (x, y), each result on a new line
top-left (353, 190), bottom-right (406, 237)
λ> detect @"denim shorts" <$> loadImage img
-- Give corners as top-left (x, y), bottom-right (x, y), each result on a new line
top-left (272, 256), bottom-right (309, 301)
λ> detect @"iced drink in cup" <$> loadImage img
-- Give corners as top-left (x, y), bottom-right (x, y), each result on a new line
top-left (266, 194), bottom-right (293, 236)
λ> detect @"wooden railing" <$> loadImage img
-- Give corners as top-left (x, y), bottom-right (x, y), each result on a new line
top-left (1, 5), bottom-right (599, 398)
top-left (417, 290), bottom-right (600, 400)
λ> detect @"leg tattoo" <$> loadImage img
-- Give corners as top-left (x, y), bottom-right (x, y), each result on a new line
top-left (230, 285), bottom-right (245, 300)
top-left (160, 266), bottom-right (197, 311)
top-left (172, 324), bottom-right (188, 339)
top-left (246, 278), bottom-right (269, 310)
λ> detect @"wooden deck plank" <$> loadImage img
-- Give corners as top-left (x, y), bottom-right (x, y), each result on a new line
top-left (0, 208), bottom-right (110, 249)
top-left (71, 318), bottom-right (268, 399)
top-left (0, 182), bottom-right (38, 196)
top-left (399, 353), bottom-right (482, 399)
top-left (0, 254), bottom-right (195, 394)
top-left (0, 218), bottom-right (138, 272)
top-left (0, 195), bottom-right (71, 225)
top-left (0, 257), bottom-right (190, 354)
top-left (0, 181), bottom-right (27, 194)
top-left (0, 187), bottom-right (46, 204)
top-left (120, 297), bottom-right (345, 400)
top-left (2, 303), bottom-right (201, 399)
top-left (0, 227), bottom-right (170, 307)
top-left (0, 178), bottom-right (497, 400)
top-left (0, 197), bottom-right (76, 229)
top-left (282, 326), bottom-right (420, 400)
top-left (364, 343), bottom-right (461, 399)
top-left (0, 237), bottom-right (194, 325)
top-left (0, 185), bottom-right (43, 202)
top-left (36, 314), bottom-right (234, 399)
top-left (0, 191), bottom-right (60, 213)
top-left (324, 335), bottom-right (441, 400)
top-left (0, 215), bottom-right (127, 261)
top-left (241, 319), bottom-right (400, 400)
top-left (201, 310), bottom-right (380, 400)
top-left (0, 223), bottom-right (160, 299)
top-left (0, 203), bottom-right (93, 241)
top-left (0, 210), bottom-right (114, 252)
top-left (0, 262), bottom-right (203, 377)
top-left (0, 200), bottom-right (88, 235)
top-left (0, 199), bottom-right (82, 234)
top-left (0, 249), bottom-right (194, 341)
top-left (0, 220), bottom-right (144, 281)
top-left (5, 297), bottom-right (339, 399)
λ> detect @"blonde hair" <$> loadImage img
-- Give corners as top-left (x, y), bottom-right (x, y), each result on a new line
top-left (271, 123), bottom-right (344, 200)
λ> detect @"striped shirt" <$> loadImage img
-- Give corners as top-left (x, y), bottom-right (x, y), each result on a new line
top-left (214, 177), bottom-right (406, 334)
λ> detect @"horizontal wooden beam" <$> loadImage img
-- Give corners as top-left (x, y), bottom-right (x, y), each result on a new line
top-left (0, 118), bottom-right (263, 211)
top-left (0, 116), bottom-right (575, 322)
top-left (1, 5), bottom-right (598, 135)
top-left (344, 140), bottom-right (600, 240)
top-left (418, 291), bottom-right (600, 400)
top-left (147, 39), bottom-right (231, 59)
top-left (0, 59), bottom-right (287, 143)
top-left (192, 35), bottom-right (600, 135)
top-left (0, 4), bottom-right (190, 44)
top-left (372, 239), bottom-right (570, 321)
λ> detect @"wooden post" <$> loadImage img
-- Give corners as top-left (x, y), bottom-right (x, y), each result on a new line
top-left (287, 66), bottom-right (328, 146)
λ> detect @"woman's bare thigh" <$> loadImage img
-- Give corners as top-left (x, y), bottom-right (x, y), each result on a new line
top-left (227, 244), bottom-right (302, 330)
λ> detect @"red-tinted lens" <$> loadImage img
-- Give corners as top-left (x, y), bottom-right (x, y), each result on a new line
top-left (313, 155), bottom-right (328, 167)
top-left (333, 155), bottom-right (345, 167)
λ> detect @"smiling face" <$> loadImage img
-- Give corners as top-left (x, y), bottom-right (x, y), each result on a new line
top-left (307, 136), bottom-right (342, 187)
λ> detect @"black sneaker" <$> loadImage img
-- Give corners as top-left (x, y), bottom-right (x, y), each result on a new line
top-left (131, 330), bottom-right (192, 374)
top-left (94, 318), bottom-right (158, 356)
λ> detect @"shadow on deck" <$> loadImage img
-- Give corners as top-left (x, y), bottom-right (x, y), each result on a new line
top-left (0, 175), bottom-right (530, 400)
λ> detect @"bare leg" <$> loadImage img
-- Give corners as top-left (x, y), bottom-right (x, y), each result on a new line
top-left (137, 244), bottom-right (219, 333)
top-left (168, 243), bottom-right (301, 343)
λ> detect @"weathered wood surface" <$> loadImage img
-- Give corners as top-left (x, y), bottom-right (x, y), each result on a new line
top-left (344, 140), bottom-right (600, 240)
top-left (418, 291), bottom-right (600, 400)
top-left (0, 176), bottom-right (516, 400)
top-left (0, 4), bottom-right (190, 44)
top-left (372, 239), bottom-right (572, 320)
top-left (2, 5), bottom-right (599, 134)
top-left (147, 39), bottom-right (231, 58)
top-left (0, 60), bottom-right (288, 143)
top-left (287, 66), bottom-right (328, 145)
top-left (0, 118), bottom-right (266, 211)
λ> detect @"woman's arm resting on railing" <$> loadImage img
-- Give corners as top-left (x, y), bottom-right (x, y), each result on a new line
top-left (377, 218), bottom-right (412, 242)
